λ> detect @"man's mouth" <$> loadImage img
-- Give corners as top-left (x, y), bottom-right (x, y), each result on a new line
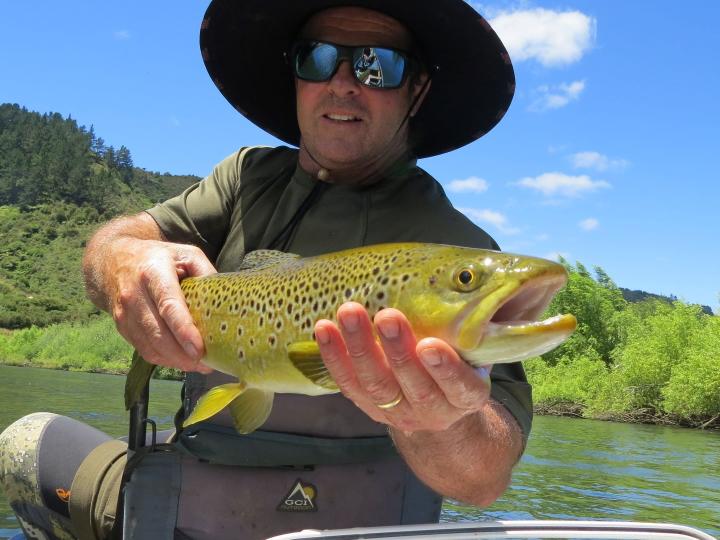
top-left (324, 113), bottom-right (362, 122)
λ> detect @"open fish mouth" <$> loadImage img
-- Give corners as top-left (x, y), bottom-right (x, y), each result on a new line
top-left (456, 274), bottom-right (576, 366)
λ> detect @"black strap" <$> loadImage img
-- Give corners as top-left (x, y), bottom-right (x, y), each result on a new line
top-left (176, 423), bottom-right (396, 467)
top-left (110, 444), bottom-right (182, 540)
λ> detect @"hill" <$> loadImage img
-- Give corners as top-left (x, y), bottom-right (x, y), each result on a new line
top-left (620, 288), bottom-right (714, 316)
top-left (0, 103), bottom-right (198, 328)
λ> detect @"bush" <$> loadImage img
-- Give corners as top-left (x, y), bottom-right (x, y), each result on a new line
top-left (526, 353), bottom-right (607, 409)
top-left (662, 317), bottom-right (720, 420)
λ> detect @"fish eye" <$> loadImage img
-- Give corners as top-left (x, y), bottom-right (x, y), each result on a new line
top-left (453, 266), bottom-right (480, 291)
top-left (459, 270), bottom-right (473, 284)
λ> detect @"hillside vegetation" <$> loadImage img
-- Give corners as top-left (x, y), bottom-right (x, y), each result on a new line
top-left (0, 103), bottom-right (198, 327)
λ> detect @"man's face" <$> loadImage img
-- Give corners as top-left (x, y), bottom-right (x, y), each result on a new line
top-left (295, 7), bottom-right (424, 171)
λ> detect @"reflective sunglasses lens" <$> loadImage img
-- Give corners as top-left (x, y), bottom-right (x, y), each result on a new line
top-left (353, 47), bottom-right (406, 88)
top-left (295, 42), bottom-right (338, 81)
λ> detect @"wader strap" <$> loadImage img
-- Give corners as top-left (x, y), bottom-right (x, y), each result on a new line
top-left (119, 446), bottom-right (182, 540)
top-left (69, 439), bottom-right (127, 540)
top-left (400, 467), bottom-right (443, 524)
top-left (177, 424), bottom-right (396, 467)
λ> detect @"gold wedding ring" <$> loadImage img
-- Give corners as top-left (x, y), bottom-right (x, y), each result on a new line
top-left (377, 392), bottom-right (404, 410)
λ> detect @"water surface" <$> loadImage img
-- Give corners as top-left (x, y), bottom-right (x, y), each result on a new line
top-left (1, 365), bottom-right (718, 538)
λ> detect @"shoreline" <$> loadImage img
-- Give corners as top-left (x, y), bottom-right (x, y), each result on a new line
top-left (2, 362), bottom-right (718, 431)
top-left (534, 402), bottom-right (720, 431)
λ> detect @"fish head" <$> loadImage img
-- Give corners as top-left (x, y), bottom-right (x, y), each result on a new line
top-left (398, 246), bottom-right (576, 366)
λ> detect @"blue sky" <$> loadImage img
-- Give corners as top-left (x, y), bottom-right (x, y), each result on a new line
top-left (1, 1), bottom-right (718, 312)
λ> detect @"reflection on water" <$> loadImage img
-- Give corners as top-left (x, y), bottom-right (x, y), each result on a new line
top-left (1, 365), bottom-right (719, 538)
top-left (444, 416), bottom-right (720, 537)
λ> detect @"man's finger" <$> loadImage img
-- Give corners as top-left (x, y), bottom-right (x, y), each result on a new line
top-left (416, 338), bottom-right (490, 411)
top-left (374, 309), bottom-right (445, 409)
top-left (141, 262), bottom-right (206, 362)
top-left (314, 319), bottom-right (388, 423)
top-left (177, 245), bottom-right (217, 278)
top-left (337, 303), bottom-right (401, 408)
top-left (126, 294), bottom-right (211, 373)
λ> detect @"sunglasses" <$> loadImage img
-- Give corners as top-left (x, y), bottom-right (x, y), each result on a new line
top-left (290, 40), bottom-right (416, 89)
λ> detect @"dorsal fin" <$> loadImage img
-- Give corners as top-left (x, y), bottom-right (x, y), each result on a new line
top-left (238, 250), bottom-right (300, 271)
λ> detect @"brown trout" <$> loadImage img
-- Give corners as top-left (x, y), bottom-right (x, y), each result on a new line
top-left (125, 243), bottom-right (576, 434)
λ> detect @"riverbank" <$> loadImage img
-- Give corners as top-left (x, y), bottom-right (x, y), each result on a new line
top-left (3, 360), bottom-right (718, 431)
top-left (534, 401), bottom-right (720, 431)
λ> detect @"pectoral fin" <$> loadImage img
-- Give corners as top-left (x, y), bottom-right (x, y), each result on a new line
top-left (183, 382), bottom-right (247, 428)
top-left (288, 341), bottom-right (338, 391)
top-left (125, 350), bottom-right (156, 410)
top-left (227, 389), bottom-right (275, 434)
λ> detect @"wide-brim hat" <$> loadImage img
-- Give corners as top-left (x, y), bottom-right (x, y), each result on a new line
top-left (200, 0), bottom-right (515, 158)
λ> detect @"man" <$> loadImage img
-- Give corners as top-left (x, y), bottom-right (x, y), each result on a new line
top-left (0, 1), bottom-right (531, 539)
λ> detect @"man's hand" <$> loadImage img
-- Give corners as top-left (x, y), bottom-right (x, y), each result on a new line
top-left (313, 302), bottom-right (491, 433)
top-left (314, 302), bottom-right (524, 506)
top-left (83, 213), bottom-right (216, 373)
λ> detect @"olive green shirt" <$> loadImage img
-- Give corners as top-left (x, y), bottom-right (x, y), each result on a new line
top-left (146, 145), bottom-right (532, 438)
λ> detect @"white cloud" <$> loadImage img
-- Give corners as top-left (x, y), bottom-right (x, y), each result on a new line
top-left (460, 207), bottom-right (521, 235)
top-left (114, 30), bottom-right (131, 40)
top-left (515, 172), bottom-right (610, 197)
top-left (447, 176), bottom-right (489, 193)
top-left (488, 8), bottom-right (596, 67)
top-left (530, 80), bottom-right (586, 111)
top-left (579, 218), bottom-right (599, 231)
top-left (571, 151), bottom-right (629, 171)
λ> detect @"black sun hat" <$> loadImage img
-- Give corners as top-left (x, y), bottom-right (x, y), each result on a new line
top-left (200, 0), bottom-right (515, 158)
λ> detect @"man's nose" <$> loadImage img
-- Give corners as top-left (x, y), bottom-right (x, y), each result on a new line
top-left (327, 60), bottom-right (360, 95)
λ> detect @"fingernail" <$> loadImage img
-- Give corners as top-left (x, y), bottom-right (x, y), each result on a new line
top-left (477, 365), bottom-right (492, 385)
top-left (184, 342), bottom-right (200, 360)
top-left (420, 348), bottom-right (442, 367)
top-left (378, 318), bottom-right (399, 339)
top-left (315, 326), bottom-right (330, 345)
top-left (341, 312), bottom-right (359, 332)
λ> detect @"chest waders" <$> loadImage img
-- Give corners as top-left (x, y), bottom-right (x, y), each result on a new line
top-left (110, 374), bottom-right (442, 540)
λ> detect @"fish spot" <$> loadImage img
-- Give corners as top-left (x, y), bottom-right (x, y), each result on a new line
top-left (237, 326), bottom-right (243, 337)
top-left (268, 335), bottom-right (276, 347)
top-left (220, 322), bottom-right (228, 333)
top-left (376, 292), bottom-right (385, 301)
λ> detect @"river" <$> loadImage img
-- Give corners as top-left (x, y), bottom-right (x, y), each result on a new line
top-left (0, 365), bottom-right (718, 538)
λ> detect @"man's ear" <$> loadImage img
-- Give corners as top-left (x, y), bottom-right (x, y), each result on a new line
top-left (409, 73), bottom-right (432, 118)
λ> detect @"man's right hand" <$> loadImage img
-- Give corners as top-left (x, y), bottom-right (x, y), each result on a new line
top-left (84, 213), bottom-right (216, 373)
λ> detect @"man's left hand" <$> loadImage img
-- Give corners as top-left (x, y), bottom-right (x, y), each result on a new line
top-left (314, 302), bottom-right (492, 433)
